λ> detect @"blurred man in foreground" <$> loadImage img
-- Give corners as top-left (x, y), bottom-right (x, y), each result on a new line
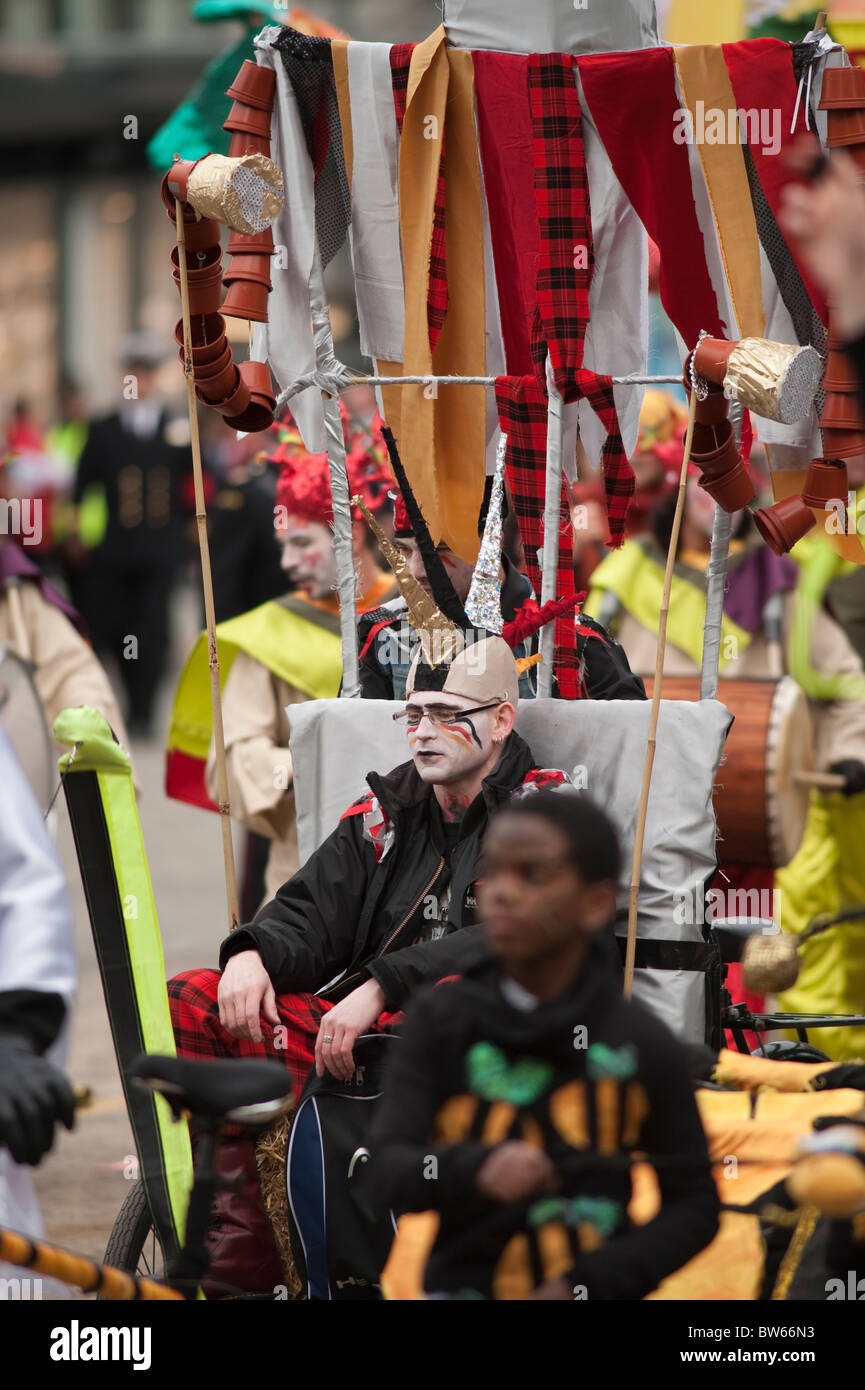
top-left (373, 792), bottom-right (719, 1300)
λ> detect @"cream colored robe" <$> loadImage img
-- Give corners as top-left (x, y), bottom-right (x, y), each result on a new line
top-left (205, 651), bottom-right (310, 904)
top-left (0, 579), bottom-right (131, 754)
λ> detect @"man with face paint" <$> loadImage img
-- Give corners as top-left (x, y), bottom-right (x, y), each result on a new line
top-left (166, 406), bottom-right (398, 906)
top-left (167, 631), bottom-right (572, 1292)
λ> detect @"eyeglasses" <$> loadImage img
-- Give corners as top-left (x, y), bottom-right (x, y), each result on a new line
top-left (392, 701), bottom-right (502, 729)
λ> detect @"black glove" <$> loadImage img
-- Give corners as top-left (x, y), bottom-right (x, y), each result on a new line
top-left (0, 1035), bottom-right (75, 1166)
top-left (828, 759), bottom-right (865, 798)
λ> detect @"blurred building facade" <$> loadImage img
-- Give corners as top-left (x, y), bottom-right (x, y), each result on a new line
top-left (0, 0), bottom-right (436, 427)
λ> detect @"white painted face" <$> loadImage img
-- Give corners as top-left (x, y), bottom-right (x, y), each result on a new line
top-left (393, 535), bottom-right (475, 603)
top-left (276, 516), bottom-right (336, 600)
top-left (404, 689), bottom-right (502, 787)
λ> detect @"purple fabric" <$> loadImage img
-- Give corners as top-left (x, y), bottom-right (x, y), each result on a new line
top-left (0, 541), bottom-right (87, 638)
top-left (723, 548), bottom-right (797, 634)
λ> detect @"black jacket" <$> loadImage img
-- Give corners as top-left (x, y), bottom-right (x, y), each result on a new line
top-left (219, 732), bottom-right (565, 1010)
top-left (74, 409), bottom-right (193, 568)
top-left (371, 946), bottom-right (719, 1299)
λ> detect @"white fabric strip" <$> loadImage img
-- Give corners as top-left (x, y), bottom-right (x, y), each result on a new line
top-left (346, 41), bottom-right (405, 364)
top-left (252, 27), bottom-right (325, 451)
top-left (576, 67), bottom-right (648, 468)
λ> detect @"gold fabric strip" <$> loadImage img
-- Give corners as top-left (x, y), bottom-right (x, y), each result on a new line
top-left (331, 40), bottom-right (353, 198)
top-left (672, 45), bottom-right (765, 341)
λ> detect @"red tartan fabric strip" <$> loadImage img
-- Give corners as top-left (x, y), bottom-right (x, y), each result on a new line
top-left (577, 47), bottom-right (726, 350)
top-left (494, 374), bottom-right (583, 700)
top-left (721, 37), bottom-right (827, 325)
top-left (389, 43), bottom-right (413, 128)
top-left (527, 52), bottom-right (592, 402)
top-left (389, 41), bottom-right (447, 351)
top-left (525, 55), bottom-right (632, 546)
top-left (473, 50), bottom-right (536, 374)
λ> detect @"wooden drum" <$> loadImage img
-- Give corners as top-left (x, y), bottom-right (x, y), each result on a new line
top-left (647, 676), bottom-right (815, 868)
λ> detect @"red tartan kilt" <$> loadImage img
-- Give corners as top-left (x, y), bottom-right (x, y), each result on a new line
top-left (167, 968), bottom-right (333, 1099)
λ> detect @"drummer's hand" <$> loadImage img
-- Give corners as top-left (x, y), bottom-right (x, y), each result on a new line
top-left (315, 979), bottom-right (385, 1080)
top-left (218, 950), bottom-right (279, 1042)
top-left (829, 759), bottom-right (865, 798)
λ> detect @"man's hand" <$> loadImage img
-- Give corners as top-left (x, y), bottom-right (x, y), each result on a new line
top-left (218, 950), bottom-right (279, 1042)
top-left (315, 978), bottom-right (386, 1080)
top-left (475, 1141), bottom-right (559, 1204)
top-left (527, 1277), bottom-right (574, 1301)
top-left (0, 1038), bottom-right (75, 1166)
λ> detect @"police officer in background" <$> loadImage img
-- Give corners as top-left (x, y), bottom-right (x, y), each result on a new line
top-left (69, 333), bottom-right (193, 738)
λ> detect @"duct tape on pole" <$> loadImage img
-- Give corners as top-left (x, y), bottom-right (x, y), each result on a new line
top-left (538, 360), bottom-right (565, 698)
top-left (700, 401), bottom-right (741, 700)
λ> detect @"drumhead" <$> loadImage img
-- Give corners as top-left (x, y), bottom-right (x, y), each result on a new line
top-left (766, 675), bottom-right (814, 867)
top-left (0, 645), bottom-right (55, 813)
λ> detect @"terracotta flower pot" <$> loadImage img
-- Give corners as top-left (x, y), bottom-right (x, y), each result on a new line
top-left (697, 457), bottom-right (756, 512)
top-left (160, 173), bottom-right (197, 222)
top-left (165, 157), bottom-right (206, 203)
top-left (821, 425), bottom-right (865, 459)
top-left (801, 458), bottom-right (849, 509)
top-left (237, 359), bottom-right (274, 400)
top-left (826, 321), bottom-right (845, 351)
top-left (194, 360), bottom-right (238, 402)
top-left (226, 60), bottom-right (276, 113)
top-left (174, 312), bottom-right (225, 351)
top-left (843, 142), bottom-right (865, 174)
top-left (172, 263), bottom-right (225, 316)
top-left (223, 101), bottom-right (272, 139)
top-left (177, 336), bottom-right (228, 369)
top-left (223, 399), bottom-right (275, 433)
top-left (223, 253), bottom-right (272, 290)
top-left (222, 279), bottom-right (270, 323)
top-left (820, 390), bottom-right (865, 430)
top-left (682, 371), bottom-right (729, 427)
top-left (212, 373), bottom-right (252, 419)
top-left (825, 108), bottom-right (865, 147)
top-left (818, 65), bottom-right (865, 110)
top-left (228, 131), bottom-right (271, 158)
top-left (190, 344), bottom-right (233, 381)
top-left (689, 424), bottom-right (738, 478)
top-left (170, 243), bottom-right (222, 273)
top-left (692, 336), bottom-right (735, 387)
top-left (753, 495), bottom-right (816, 555)
top-left (823, 348), bottom-right (860, 392)
top-left (227, 228), bottom-right (274, 258)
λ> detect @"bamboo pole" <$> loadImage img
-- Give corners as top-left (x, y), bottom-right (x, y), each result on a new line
top-left (175, 200), bottom-right (240, 933)
top-left (623, 386), bottom-right (698, 998)
top-left (0, 1226), bottom-right (183, 1300)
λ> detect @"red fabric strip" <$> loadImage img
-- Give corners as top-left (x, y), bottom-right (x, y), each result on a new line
top-left (165, 749), bottom-right (217, 813)
top-left (721, 36), bottom-right (827, 326)
top-left (473, 50), bottom-right (536, 375)
top-left (578, 47), bottom-right (727, 350)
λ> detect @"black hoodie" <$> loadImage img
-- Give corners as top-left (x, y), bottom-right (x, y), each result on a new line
top-left (371, 942), bottom-right (719, 1299)
top-left (219, 732), bottom-right (570, 1009)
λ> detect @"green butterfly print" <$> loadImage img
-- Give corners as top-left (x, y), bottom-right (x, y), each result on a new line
top-left (586, 1042), bottom-right (638, 1081)
top-left (528, 1195), bottom-right (623, 1238)
top-left (466, 1041), bottom-right (554, 1106)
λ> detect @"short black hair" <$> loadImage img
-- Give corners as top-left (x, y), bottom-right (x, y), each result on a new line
top-left (502, 790), bottom-right (621, 884)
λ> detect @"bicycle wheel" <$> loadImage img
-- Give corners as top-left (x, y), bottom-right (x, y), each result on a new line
top-left (101, 1180), bottom-right (165, 1294)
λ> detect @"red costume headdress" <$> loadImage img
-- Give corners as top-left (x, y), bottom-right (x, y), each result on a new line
top-left (272, 401), bottom-right (393, 526)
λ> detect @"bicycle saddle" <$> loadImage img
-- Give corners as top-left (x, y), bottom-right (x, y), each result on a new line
top-left (128, 1054), bottom-right (294, 1126)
